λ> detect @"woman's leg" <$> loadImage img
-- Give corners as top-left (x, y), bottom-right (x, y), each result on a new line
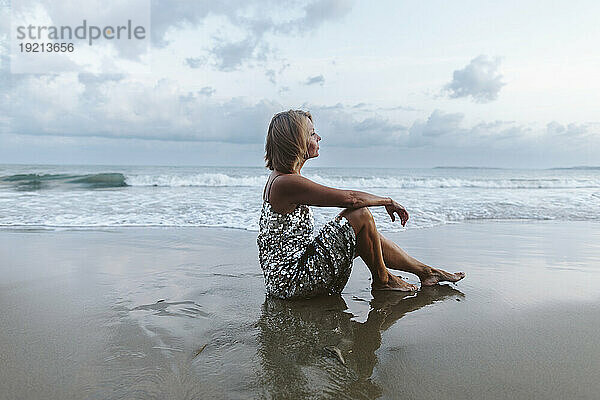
top-left (339, 207), bottom-right (465, 287)
top-left (378, 233), bottom-right (465, 286)
top-left (339, 207), bottom-right (417, 291)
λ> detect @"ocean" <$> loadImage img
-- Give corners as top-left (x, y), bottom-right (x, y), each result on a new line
top-left (1, 164), bottom-right (598, 232)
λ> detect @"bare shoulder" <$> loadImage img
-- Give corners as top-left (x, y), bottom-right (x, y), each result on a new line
top-left (269, 173), bottom-right (305, 199)
top-left (268, 174), bottom-right (305, 213)
top-left (271, 173), bottom-right (314, 192)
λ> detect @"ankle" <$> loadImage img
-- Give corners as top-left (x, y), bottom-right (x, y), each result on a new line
top-left (418, 266), bottom-right (433, 279)
top-left (376, 269), bottom-right (389, 284)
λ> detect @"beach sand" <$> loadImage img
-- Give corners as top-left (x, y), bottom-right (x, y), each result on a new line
top-left (1, 221), bottom-right (599, 399)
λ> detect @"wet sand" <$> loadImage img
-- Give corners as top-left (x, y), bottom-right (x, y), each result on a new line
top-left (1, 221), bottom-right (599, 399)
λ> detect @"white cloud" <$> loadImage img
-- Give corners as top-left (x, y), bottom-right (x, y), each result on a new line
top-left (210, 37), bottom-right (267, 72)
top-left (151, 0), bottom-right (354, 71)
top-left (407, 110), bottom-right (530, 149)
top-left (305, 75), bottom-right (325, 86)
top-left (546, 121), bottom-right (590, 138)
top-left (184, 57), bottom-right (206, 69)
top-left (405, 110), bottom-right (599, 156)
top-left (198, 86), bottom-right (216, 97)
top-left (409, 109), bottom-right (463, 142)
top-left (2, 73), bottom-right (281, 143)
top-left (301, 0), bottom-right (354, 31)
top-left (305, 103), bottom-right (407, 147)
top-left (3, 73), bottom-right (597, 159)
top-left (265, 69), bottom-right (276, 84)
top-left (445, 55), bottom-right (505, 103)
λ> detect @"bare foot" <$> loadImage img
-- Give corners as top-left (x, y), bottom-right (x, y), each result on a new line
top-left (372, 272), bottom-right (418, 292)
top-left (420, 268), bottom-right (465, 286)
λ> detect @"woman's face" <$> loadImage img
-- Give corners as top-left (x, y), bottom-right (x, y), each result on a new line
top-left (306, 119), bottom-right (321, 159)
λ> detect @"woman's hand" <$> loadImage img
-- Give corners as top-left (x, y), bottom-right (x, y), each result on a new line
top-left (385, 199), bottom-right (409, 226)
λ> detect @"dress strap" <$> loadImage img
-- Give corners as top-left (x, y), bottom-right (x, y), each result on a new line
top-left (264, 173), bottom-right (284, 202)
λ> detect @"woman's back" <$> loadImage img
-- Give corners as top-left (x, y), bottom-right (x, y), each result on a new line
top-left (257, 174), bottom-right (315, 298)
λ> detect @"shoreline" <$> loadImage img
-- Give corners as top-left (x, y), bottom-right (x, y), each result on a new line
top-left (1, 216), bottom-right (596, 232)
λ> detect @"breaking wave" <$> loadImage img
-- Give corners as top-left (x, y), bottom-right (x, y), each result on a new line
top-left (0, 173), bottom-right (128, 190)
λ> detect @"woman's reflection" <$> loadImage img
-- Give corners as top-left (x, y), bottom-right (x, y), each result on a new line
top-left (256, 285), bottom-right (465, 399)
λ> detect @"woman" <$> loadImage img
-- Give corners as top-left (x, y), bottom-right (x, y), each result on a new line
top-left (257, 110), bottom-right (464, 299)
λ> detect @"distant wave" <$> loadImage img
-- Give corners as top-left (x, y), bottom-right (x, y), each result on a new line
top-left (0, 173), bottom-right (128, 189)
top-left (548, 166), bottom-right (600, 170)
top-left (433, 166), bottom-right (504, 170)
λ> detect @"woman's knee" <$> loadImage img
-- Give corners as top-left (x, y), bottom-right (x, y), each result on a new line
top-left (340, 206), bottom-right (374, 227)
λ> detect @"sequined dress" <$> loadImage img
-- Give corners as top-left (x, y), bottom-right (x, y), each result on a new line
top-left (257, 175), bottom-right (356, 299)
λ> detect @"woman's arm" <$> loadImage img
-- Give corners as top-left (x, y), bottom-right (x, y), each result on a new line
top-left (273, 174), bottom-right (409, 224)
top-left (274, 174), bottom-right (391, 208)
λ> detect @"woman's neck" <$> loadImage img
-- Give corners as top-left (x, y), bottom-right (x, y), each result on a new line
top-left (274, 169), bottom-right (301, 175)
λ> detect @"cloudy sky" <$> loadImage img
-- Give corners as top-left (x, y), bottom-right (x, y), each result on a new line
top-left (1, 0), bottom-right (599, 168)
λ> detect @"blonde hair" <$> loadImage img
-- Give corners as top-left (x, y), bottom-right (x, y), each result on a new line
top-left (264, 110), bottom-right (313, 173)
